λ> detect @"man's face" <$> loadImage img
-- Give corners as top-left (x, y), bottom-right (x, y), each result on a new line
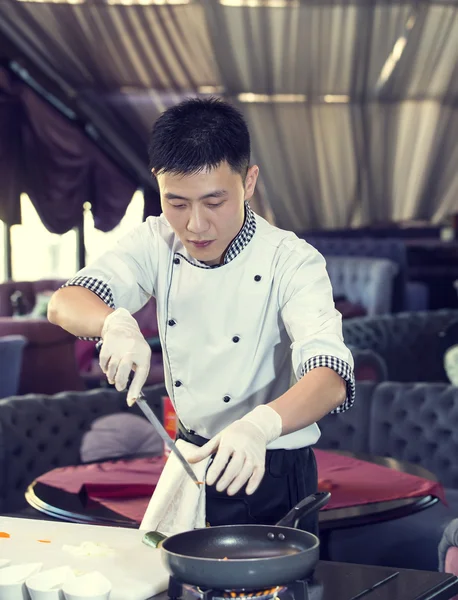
top-left (156, 161), bottom-right (259, 266)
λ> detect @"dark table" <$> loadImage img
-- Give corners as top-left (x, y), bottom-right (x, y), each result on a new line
top-left (25, 451), bottom-right (440, 533)
top-left (318, 451), bottom-right (439, 530)
top-left (153, 561), bottom-right (458, 600)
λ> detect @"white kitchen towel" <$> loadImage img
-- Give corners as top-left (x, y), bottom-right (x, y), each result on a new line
top-left (139, 439), bottom-right (209, 535)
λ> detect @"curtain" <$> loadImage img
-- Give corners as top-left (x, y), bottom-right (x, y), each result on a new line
top-left (0, 0), bottom-right (457, 231)
top-left (202, 1), bottom-right (458, 230)
top-left (0, 67), bottom-right (136, 233)
top-left (0, 2), bottom-right (219, 145)
top-left (0, 70), bottom-right (22, 225)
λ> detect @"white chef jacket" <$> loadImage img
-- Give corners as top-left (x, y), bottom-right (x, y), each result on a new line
top-left (65, 207), bottom-right (354, 450)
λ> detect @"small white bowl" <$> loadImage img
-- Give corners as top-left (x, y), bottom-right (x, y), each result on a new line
top-left (62, 571), bottom-right (111, 600)
top-left (26, 565), bottom-right (75, 600)
top-left (0, 562), bottom-right (42, 600)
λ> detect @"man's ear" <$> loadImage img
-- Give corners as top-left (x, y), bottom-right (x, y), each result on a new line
top-left (244, 165), bottom-right (259, 201)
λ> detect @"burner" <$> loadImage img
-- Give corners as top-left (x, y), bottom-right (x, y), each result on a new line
top-left (185, 584), bottom-right (287, 600)
top-left (167, 577), bottom-right (322, 600)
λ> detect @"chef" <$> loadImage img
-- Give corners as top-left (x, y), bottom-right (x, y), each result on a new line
top-left (48, 97), bottom-right (355, 535)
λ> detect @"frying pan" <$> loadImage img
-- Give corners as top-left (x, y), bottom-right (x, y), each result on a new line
top-left (143, 491), bottom-right (330, 590)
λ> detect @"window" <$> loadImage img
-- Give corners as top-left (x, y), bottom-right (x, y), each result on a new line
top-left (7, 190), bottom-right (144, 282)
top-left (83, 189), bottom-right (144, 265)
top-left (10, 195), bottom-right (78, 281)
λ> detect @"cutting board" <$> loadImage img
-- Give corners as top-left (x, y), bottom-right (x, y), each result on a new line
top-left (0, 517), bottom-right (170, 600)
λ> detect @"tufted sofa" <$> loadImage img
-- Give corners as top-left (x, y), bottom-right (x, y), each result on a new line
top-left (316, 381), bottom-right (458, 571)
top-left (2, 381), bottom-right (458, 512)
top-left (0, 280), bottom-right (164, 394)
top-left (316, 381), bottom-right (458, 489)
top-left (0, 384), bottom-right (164, 514)
top-left (342, 309), bottom-right (458, 383)
top-left (305, 236), bottom-right (429, 313)
top-left (0, 279), bottom-right (84, 395)
top-left (0, 280), bottom-right (64, 317)
top-left (325, 256), bottom-right (398, 316)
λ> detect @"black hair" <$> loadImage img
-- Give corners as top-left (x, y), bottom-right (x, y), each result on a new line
top-left (148, 97), bottom-right (250, 178)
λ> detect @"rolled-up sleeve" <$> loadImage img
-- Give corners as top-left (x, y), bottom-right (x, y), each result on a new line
top-left (280, 242), bottom-right (355, 413)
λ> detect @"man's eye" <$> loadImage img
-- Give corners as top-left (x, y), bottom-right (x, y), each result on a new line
top-left (172, 204), bottom-right (186, 209)
top-left (207, 202), bottom-right (223, 208)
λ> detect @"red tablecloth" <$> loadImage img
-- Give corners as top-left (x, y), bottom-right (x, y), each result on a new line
top-left (36, 458), bottom-right (164, 523)
top-left (314, 450), bottom-right (445, 509)
top-left (35, 450), bottom-right (445, 524)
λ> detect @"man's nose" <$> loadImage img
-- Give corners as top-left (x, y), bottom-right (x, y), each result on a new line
top-left (187, 207), bottom-right (209, 234)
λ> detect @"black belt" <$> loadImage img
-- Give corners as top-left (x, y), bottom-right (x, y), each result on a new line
top-left (177, 422), bottom-right (210, 448)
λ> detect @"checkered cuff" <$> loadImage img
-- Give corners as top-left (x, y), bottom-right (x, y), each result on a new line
top-left (62, 276), bottom-right (115, 343)
top-left (301, 355), bottom-right (355, 413)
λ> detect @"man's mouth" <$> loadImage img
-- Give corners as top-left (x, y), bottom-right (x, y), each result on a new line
top-left (189, 240), bottom-right (214, 249)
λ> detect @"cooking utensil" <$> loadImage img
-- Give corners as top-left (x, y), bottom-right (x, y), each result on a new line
top-left (143, 491), bottom-right (331, 590)
top-left (136, 393), bottom-right (201, 488)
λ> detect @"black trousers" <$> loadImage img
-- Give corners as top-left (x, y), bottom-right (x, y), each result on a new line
top-left (177, 424), bottom-right (318, 535)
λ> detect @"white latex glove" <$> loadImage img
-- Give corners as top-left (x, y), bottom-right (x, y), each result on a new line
top-left (99, 308), bottom-right (151, 406)
top-left (187, 405), bottom-right (282, 496)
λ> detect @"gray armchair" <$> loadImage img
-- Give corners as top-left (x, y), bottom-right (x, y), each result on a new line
top-left (343, 309), bottom-right (458, 382)
top-left (305, 236), bottom-right (429, 312)
top-left (0, 384), bottom-right (165, 514)
top-left (326, 256), bottom-right (399, 316)
top-left (0, 335), bottom-right (27, 399)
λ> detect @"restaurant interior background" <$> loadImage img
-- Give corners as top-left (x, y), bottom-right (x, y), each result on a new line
top-left (1, 0), bottom-right (458, 587)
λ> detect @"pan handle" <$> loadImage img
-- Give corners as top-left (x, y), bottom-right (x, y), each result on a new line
top-left (142, 530), bottom-right (167, 549)
top-left (142, 492), bottom-right (331, 547)
top-left (275, 492), bottom-right (330, 529)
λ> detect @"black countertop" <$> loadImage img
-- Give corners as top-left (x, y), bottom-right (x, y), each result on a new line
top-left (312, 561), bottom-right (457, 600)
top-left (153, 562), bottom-right (458, 600)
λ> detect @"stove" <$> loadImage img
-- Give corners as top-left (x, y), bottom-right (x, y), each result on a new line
top-left (160, 561), bottom-right (458, 600)
top-left (167, 577), bottom-right (323, 600)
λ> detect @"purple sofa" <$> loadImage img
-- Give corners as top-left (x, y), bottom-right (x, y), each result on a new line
top-left (0, 280), bottom-right (164, 395)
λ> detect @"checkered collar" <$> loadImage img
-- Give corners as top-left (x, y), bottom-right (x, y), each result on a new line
top-left (180, 202), bottom-right (256, 269)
